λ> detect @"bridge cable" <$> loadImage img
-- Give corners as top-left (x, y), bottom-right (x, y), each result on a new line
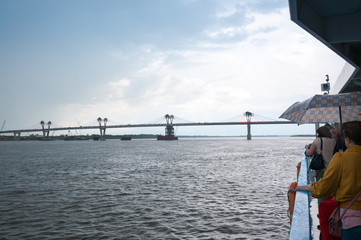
top-left (252, 113), bottom-right (279, 122)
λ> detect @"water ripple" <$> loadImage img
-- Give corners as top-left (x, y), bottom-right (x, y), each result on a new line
top-left (0, 137), bottom-right (312, 239)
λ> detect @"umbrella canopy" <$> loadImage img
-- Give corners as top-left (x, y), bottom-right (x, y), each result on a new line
top-left (280, 91), bottom-right (361, 125)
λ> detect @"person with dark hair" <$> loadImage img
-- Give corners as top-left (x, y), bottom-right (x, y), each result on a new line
top-left (305, 125), bottom-right (336, 203)
top-left (297, 121), bottom-right (361, 239)
top-left (331, 125), bottom-right (346, 154)
top-left (324, 123), bottom-right (332, 130)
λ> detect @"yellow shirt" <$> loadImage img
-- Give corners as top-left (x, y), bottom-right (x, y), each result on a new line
top-left (310, 145), bottom-right (361, 210)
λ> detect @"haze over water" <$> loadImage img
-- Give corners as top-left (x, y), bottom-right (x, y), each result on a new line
top-left (0, 137), bottom-right (312, 239)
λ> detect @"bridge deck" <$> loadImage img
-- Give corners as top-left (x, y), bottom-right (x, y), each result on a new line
top-left (0, 121), bottom-right (294, 134)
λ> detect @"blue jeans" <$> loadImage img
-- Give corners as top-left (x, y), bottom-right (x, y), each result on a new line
top-left (343, 225), bottom-right (361, 240)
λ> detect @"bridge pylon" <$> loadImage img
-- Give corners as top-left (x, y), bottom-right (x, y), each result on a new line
top-left (13, 131), bottom-right (21, 140)
top-left (40, 120), bottom-right (51, 139)
top-left (47, 121), bottom-right (52, 137)
top-left (244, 111), bottom-right (253, 140)
top-left (157, 114), bottom-right (178, 140)
top-left (97, 117), bottom-right (108, 140)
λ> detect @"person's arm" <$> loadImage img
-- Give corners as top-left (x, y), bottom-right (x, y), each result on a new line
top-left (296, 184), bottom-right (311, 191)
top-left (297, 153), bottom-right (342, 197)
top-left (305, 142), bottom-right (316, 156)
top-left (309, 153), bottom-right (342, 198)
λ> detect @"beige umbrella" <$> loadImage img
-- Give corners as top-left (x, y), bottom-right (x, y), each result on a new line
top-left (280, 91), bottom-right (361, 126)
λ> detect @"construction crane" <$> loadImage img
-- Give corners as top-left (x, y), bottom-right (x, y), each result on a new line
top-left (1, 121), bottom-right (5, 131)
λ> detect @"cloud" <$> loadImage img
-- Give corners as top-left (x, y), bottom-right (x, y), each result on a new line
top-left (109, 78), bottom-right (130, 88)
top-left (202, 1), bottom-right (287, 42)
top-left (107, 78), bottom-right (131, 100)
top-left (1, 1), bottom-right (344, 136)
top-left (245, 11), bottom-right (282, 34)
top-left (54, 6), bottom-right (344, 129)
top-left (205, 27), bottom-right (244, 39)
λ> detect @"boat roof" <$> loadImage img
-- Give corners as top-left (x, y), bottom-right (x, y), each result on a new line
top-left (289, 0), bottom-right (361, 93)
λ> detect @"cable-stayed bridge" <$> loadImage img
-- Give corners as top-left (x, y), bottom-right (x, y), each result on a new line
top-left (0, 112), bottom-right (294, 140)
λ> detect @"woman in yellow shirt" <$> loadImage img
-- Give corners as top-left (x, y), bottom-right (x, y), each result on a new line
top-left (297, 121), bottom-right (361, 239)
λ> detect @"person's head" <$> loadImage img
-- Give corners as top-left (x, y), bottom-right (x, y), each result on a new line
top-left (343, 121), bottom-right (361, 146)
top-left (330, 127), bottom-right (340, 139)
top-left (316, 126), bottom-right (332, 138)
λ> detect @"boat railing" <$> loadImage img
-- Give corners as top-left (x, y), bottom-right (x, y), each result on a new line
top-left (289, 149), bottom-right (312, 239)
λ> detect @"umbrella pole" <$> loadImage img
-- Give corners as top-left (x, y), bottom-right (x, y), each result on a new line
top-left (339, 106), bottom-right (343, 133)
top-left (339, 106), bottom-right (345, 150)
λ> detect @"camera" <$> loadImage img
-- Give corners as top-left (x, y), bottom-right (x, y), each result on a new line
top-left (321, 82), bottom-right (330, 92)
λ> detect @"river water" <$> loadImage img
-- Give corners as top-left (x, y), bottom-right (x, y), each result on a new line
top-left (0, 137), bottom-right (313, 239)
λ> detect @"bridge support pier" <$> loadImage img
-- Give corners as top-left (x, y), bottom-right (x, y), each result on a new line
top-left (46, 121), bottom-right (51, 137)
top-left (40, 121), bottom-right (52, 139)
top-left (165, 125), bottom-right (175, 137)
top-left (13, 131), bottom-right (21, 140)
top-left (97, 117), bottom-right (108, 140)
top-left (247, 123), bottom-right (251, 140)
top-left (157, 114), bottom-right (178, 140)
top-left (244, 111), bottom-right (253, 141)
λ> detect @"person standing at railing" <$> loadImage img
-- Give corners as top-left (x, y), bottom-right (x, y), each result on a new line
top-left (297, 121), bottom-right (361, 240)
top-left (304, 125), bottom-right (336, 204)
top-left (331, 125), bottom-right (347, 154)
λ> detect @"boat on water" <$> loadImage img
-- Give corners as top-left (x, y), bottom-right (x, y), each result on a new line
top-left (156, 135), bottom-right (178, 140)
top-left (120, 137), bottom-right (131, 141)
top-left (287, 0), bottom-right (361, 239)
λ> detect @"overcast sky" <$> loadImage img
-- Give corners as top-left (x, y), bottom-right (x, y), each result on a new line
top-left (0, 0), bottom-right (346, 136)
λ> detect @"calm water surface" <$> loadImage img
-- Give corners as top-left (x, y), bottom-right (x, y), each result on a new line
top-left (0, 137), bottom-right (313, 239)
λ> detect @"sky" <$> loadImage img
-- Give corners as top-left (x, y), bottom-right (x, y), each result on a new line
top-left (0, 0), bottom-right (347, 136)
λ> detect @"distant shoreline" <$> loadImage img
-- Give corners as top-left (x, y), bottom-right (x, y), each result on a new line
top-left (178, 134), bottom-right (314, 138)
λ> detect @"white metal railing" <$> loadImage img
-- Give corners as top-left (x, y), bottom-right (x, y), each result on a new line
top-left (289, 150), bottom-right (312, 239)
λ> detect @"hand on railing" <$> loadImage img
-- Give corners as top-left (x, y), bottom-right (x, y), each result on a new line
top-left (296, 184), bottom-right (311, 191)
